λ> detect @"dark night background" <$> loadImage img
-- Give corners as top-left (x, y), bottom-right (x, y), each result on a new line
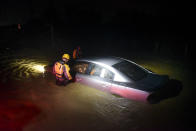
top-left (0, 0), bottom-right (194, 131)
top-left (0, 0), bottom-right (194, 59)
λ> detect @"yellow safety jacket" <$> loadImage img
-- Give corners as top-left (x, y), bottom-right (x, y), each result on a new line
top-left (53, 61), bottom-right (72, 80)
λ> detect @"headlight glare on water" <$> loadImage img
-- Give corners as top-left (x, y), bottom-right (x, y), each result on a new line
top-left (32, 65), bottom-right (45, 73)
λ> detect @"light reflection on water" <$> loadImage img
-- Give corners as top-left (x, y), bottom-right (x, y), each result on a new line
top-left (9, 58), bottom-right (47, 79)
top-left (0, 50), bottom-right (49, 81)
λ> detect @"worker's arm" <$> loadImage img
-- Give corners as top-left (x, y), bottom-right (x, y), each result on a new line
top-left (73, 49), bottom-right (76, 59)
top-left (63, 64), bottom-right (72, 80)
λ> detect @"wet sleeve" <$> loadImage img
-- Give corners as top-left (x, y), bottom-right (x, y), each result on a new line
top-left (63, 65), bottom-right (72, 80)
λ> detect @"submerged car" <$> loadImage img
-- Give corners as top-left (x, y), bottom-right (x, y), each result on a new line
top-left (72, 57), bottom-right (170, 103)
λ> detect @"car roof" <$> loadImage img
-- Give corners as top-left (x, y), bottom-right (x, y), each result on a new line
top-left (76, 56), bottom-right (124, 66)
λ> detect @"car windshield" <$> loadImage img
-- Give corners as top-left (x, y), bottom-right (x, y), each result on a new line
top-left (113, 60), bottom-right (148, 81)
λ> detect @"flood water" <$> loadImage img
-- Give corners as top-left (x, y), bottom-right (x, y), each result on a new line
top-left (0, 48), bottom-right (193, 131)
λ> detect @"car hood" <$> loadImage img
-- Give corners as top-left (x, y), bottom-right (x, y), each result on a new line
top-left (135, 73), bottom-right (169, 92)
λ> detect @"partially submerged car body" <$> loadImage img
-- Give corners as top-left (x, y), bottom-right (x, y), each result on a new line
top-left (73, 57), bottom-right (170, 103)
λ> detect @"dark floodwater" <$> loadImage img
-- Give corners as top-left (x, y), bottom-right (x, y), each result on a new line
top-left (0, 48), bottom-right (193, 131)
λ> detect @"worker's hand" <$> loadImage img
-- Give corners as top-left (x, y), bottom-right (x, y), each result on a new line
top-left (69, 78), bottom-right (76, 83)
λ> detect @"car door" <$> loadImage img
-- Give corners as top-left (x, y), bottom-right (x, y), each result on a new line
top-left (111, 81), bottom-right (149, 102)
top-left (75, 62), bottom-right (114, 92)
top-left (87, 63), bottom-right (114, 92)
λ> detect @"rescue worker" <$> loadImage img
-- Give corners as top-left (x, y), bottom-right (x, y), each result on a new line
top-left (53, 54), bottom-right (72, 86)
top-left (70, 46), bottom-right (82, 79)
top-left (73, 46), bottom-right (82, 59)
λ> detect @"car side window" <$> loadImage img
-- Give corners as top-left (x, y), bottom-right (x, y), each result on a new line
top-left (73, 62), bottom-right (89, 74)
top-left (101, 69), bottom-right (114, 80)
top-left (90, 64), bottom-right (114, 81)
top-left (90, 65), bottom-right (102, 77)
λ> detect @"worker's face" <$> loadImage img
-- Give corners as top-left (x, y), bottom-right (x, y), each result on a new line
top-left (62, 58), bottom-right (69, 62)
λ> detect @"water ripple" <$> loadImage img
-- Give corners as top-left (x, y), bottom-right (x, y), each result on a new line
top-left (0, 53), bottom-right (49, 81)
